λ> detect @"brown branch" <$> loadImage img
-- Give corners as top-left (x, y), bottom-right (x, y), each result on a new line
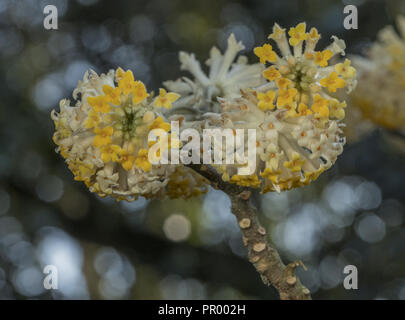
top-left (189, 164), bottom-right (312, 300)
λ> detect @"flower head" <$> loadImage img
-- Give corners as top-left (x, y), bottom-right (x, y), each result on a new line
top-left (351, 15), bottom-right (405, 130)
top-left (51, 68), bottom-right (206, 201)
top-left (154, 88), bottom-right (180, 109)
top-left (255, 22), bottom-right (356, 120)
top-left (198, 22), bottom-right (355, 192)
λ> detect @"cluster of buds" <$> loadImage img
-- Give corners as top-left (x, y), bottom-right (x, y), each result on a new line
top-left (52, 22), bottom-right (356, 199)
top-left (351, 15), bottom-right (405, 130)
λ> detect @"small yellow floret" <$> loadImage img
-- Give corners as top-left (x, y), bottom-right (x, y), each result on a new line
top-left (149, 117), bottom-right (171, 132)
top-left (93, 126), bottom-right (114, 147)
top-left (308, 27), bottom-right (320, 40)
top-left (118, 70), bottom-right (136, 95)
top-left (87, 96), bottom-right (110, 113)
top-left (115, 67), bottom-right (126, 82)
top-left (277, 88), bottom-right (297, 107)
top-left (135, 148), bottom-right (152, 172)
top-left (119, 149), bottom-right (136, 171)
top-left (297, 103), bottom-right (313, 116)
top-left (260, 168), bottom-right (282, 184)
top-left (263, 66), bottom-right (281, 81)
top-left (254, 44), bottom-right (278, 64)
top-left (288, 23), bottom-right (308, 46)
top-left (320, 72), bottom-right (346, 92)
top-left (284, 152), bottom-right (305, 172)
top-left (311, 94), bottom-right (329, 118)
top-left (282, 104), bottom-right (299, 118)
top-left (335, 59), bottom-right (356, 79)
top-left (257, 90), bottom-right (276, 111)
top-left (276, 77), bottom-right (291, 90)
top-left (268, 24), bottom-right (285, 40)
top-left (102, 85), bottom-right (121, 105)
top-left (132, 81), bottom-right (149, 104)
top-left (84, 110), bottom-right (100, 129)
top-left (101, 144), bottom-right (121, 163)
top-left (329, 99), bottom-right (346, 120)
top-left (154, 88), bottom-right (180, 109)
top-left (314, 50), bottom-right (333, 67)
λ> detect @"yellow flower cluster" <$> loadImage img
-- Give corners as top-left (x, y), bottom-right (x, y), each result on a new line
top-left (254, 22), bottom-right (356, 122)
top-left (51, 68), bottom-right (207, 200)
top-left (82, 69), bottom-right (174, 174)
top-left (351, 15), bottom-right (405, 130)
top-left (201, 23), bottom-right (356, 192)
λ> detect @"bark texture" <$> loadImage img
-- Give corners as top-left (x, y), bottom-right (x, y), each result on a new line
top-left (189, 164), bottom-right (312, 300)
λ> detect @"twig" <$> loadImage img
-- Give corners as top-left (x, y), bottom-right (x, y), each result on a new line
top-left (189, 164), bottom-right (312, 300)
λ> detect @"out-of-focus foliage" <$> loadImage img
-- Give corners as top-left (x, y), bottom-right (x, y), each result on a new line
top-left (1, 0), bottom-right (405, 300)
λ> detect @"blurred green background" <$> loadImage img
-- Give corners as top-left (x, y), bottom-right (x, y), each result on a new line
top-left (1, 0), bottom-right (405, 300)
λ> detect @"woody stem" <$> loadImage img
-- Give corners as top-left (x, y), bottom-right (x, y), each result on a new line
top-left (189, 164), bottom-right (312, 300)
